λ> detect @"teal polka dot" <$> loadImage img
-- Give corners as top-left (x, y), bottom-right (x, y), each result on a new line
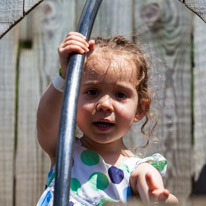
top-left (97, 198), bottom-right (115, 206)
top-left (119, 163), bottom-right (130, 173)
top-left (71, 178), bottom-right (81, 194)
top-left (81, 150), bottom-right (100, 166)
top-left (88, 172), bottom-right (109, 191)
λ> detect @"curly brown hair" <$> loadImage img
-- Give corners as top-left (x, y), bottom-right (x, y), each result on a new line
top-left (86, 35), bottom-right (157, 147)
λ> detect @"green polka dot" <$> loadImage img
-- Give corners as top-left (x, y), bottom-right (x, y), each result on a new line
top-left (152, 160), bottom-right (167, 172)
top-left (71, 178), bottom-right (81, 194)
top-left (81, 150), bottom-right (100, 166)
top-left (97, 198), bottom-right (115, 206)
top-left (88, 172), bottom-right (109, 191)
top-left (119, 163), bottom-right (130, 173)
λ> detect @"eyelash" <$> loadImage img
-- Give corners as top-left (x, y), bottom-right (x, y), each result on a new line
top-left (115, 92), bottom-right (128, 99)
top-left (85, 89), bottom-right (99, 96)
top-left (85, 89), bottom-right (128, 100)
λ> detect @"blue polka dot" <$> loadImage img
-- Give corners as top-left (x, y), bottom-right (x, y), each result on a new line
top-left (122, 186), bottom-right (132, 202)
top-left (108, 166), bottom-right (124, 184)
top-left (69, 201), bottom-right (74, 206)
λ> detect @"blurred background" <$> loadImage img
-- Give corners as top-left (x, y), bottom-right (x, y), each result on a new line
top-left (0, 0), bottom-right (206, 205)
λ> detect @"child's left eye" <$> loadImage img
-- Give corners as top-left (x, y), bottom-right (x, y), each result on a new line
top-left (115, 92), bottom-right (127, 99)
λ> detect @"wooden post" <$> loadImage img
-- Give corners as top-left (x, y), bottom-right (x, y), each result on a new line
top-left (193, 14), bottom-right (206, 195)
top-left (15, 0), bottom-right (76, 205)
top-left (178, 0), bottom-right (206, 22)
top-left (133, 0), bottom-right (193, 199)
top-left (0, 27), bottom-right (18, 206)
top-left (0, 0), bottom-right (43, 39)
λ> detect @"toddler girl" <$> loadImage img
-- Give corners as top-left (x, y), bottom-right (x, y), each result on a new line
top-left (36, 32), bottom-right (178, 205)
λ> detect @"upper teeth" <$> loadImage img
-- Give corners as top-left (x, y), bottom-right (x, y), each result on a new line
top-left (95, 122), bottom-right (113, 127)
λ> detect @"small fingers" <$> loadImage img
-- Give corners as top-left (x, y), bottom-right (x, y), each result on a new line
top-left (151, 189), bottom-right (169, 198)
top-left (58, 46), bottom-right (83, 57)
top-left (61, 40), bottom-right (89, 53)
top-left (58, 40), bottom-right (88, 58)
top-left (88, 39), bottom-right (95, 51)
top-left (146, 172), bottom-right (170, 202)
top-left (66, 32), bottom-right (95, 49)
top-left (146, 172), bottom-right (159, 191)
top-left (149, 187), bottom-right (170, 202)
top-left (60, 32), bottom-right (94, 55)
top-left (65, 32), bottom-right (88, 48)
top-left (66, 32), bottom-right (86, 40)
top-left (65, 36), bottom-right (89, 47)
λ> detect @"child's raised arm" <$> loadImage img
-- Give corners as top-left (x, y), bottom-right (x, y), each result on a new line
top-left (36, 32), bottom-right (94, 167)
top-left (130, 163), bottom-right (178, 204)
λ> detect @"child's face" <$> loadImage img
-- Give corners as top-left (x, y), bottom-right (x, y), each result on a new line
top-left (76, 52), bottom-right (141, 145)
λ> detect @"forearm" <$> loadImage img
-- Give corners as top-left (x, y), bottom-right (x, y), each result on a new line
top-left (37, 82), bottom-right (63, 132)
top-left (37, 82), bottom-right (63, 158)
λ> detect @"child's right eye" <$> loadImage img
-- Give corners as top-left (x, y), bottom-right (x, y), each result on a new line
top-left (86, 89), bottom-right (99, 96)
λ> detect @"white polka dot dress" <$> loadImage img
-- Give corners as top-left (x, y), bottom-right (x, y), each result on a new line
top-left (37, 138), bottom-right (167, 206)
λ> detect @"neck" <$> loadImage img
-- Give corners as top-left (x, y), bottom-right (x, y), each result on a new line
top-left (80, 136), bottom-right (134, 166)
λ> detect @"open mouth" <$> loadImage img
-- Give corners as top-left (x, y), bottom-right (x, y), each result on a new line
top-left (93, 121), bottom-right (114, 128)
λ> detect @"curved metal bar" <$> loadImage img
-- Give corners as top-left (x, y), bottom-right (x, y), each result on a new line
top-left (53, 0), bottom-right (102, 205)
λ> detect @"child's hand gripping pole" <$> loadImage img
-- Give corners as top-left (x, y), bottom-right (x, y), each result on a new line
top-left (53, 1), bottom-right (102, 205)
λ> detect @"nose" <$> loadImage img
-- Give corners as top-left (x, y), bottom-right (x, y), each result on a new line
top-left (96, 95), bottom-right (113, 112)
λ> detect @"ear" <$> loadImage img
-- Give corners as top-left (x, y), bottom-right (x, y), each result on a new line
top-left (134, 113), bottom-right (145, 122)
top-left (134, 98), bottom-right (150, 123)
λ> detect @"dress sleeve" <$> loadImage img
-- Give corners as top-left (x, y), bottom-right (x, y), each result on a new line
top-left (45, 166), bottom-right (55, 188)
top-left (125, 153), bottom-right (167, 177)
top-left (139, 153), bottom-right (167, 177)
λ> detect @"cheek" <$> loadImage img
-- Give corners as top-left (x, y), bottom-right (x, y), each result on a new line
top-left (77, 96), bottom-right (88, 111)
top-left (76, 98), bottom-right (85, 123)
top-left (117, 103), bottom-right (137, 122)
top-left (76, 101), bottom-right (94, 133)
top-left (77, 98), bottom-right (93, 118)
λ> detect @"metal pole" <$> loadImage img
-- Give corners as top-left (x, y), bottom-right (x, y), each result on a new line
top-left (53, 0), bottom-right (102, 205)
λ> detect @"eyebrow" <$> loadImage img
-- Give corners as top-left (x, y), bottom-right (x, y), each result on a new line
top-left (82, 80), bottom-right (136, 93)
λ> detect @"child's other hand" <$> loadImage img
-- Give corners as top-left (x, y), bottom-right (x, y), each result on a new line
top-left (58, 32), bottom-right (95, 78)
top-left (146, 172), bottom-right (170, 202)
